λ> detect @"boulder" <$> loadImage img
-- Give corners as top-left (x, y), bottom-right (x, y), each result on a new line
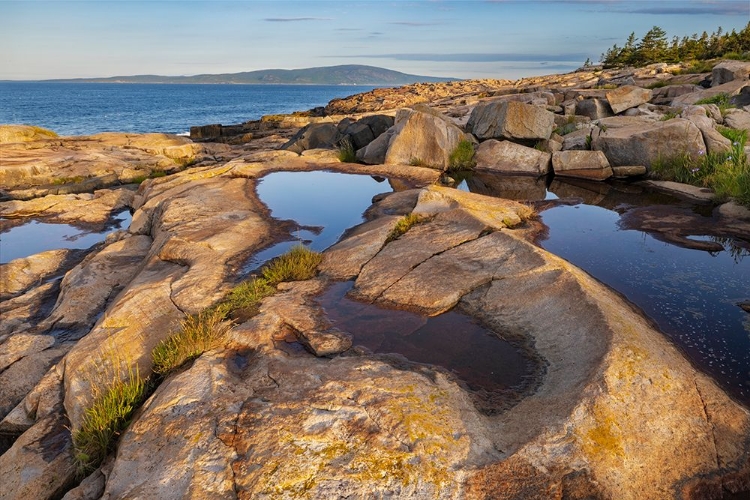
top-left (575, 99), bottom-right (614, 120)
top-left (468, 100), bottom-right (555, 141)
top-left (562, 128), bottom-right (593, 150)
top-left (355, 128), bottom-right (392, 165)
top-left (611, 165), bottom-right (647, 178)
top-left (281, 123), bottom-right (340, 154)
top-left (552, 150), bottom-right (613, 181)
top-left (605, 85), bottom-right (653, 114)
top-left (340, 115), bottom-right (394, 150)
top-left (382, 106), bottom-right (467, 170)
top-left (474, 139), bottom-right (551, 175)
top-left (650, 84), bottom-right (702, 105)
top-left (724, 109), bottom-right (750, 132)
top-left (592, 118), bottom-right (706, 169)
top-left (712, 60), bottom-right (750, 87)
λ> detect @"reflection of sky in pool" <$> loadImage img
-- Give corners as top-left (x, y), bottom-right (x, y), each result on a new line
top-left (246, 171), bottom-right (391, 271)
top-left (0, 211), bottom-right (132, 264)
top-left (540, 203), bottom-right (750, 406)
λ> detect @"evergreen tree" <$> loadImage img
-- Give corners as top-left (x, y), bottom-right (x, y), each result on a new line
top-left (637, 26), bottom-right (668, 64)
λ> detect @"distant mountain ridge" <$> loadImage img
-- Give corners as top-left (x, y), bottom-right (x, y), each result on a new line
top-left (45, 65), bottom-right (457, 85)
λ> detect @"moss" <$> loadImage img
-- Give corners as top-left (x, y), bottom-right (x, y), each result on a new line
top-left (385, 213), bottom-right (421, 243)
top-left (448, 139), bottom-right (476, 171)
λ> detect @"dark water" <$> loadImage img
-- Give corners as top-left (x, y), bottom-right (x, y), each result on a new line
top-left (0, 211), bottom-right (132, 264)
top-left (317, 281), bottom-right (536, 412)
top-left (0, 82), bottom-right (373, 136)
top-left (245, 171), bottom-right (391, 271)
top-left (457, 172), bottom-right (750, 406)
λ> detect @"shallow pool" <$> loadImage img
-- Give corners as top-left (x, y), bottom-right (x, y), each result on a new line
top-left (0, 210), bottom-right (132, 264)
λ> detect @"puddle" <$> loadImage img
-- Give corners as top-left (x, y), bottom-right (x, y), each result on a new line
top-left (0, 210), bottom-right (132, 264)
top-left (317, 281), bottom-right (539, 413)
top-left (453, 172), bottom-right (750, 406)
top-left (245, 171), bottom-right (391, 271)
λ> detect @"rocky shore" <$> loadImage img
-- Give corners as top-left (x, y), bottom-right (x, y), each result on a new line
top-left (1, 60), bottom-right (750, 499)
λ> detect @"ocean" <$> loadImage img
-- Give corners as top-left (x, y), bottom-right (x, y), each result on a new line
top-left (0, 82), bottom-right (375, 136)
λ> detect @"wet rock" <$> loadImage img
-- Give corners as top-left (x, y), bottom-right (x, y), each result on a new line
top-left (0, 189), bottom-right (134, 224)
top-left (468, 100), bottom-right (555, 141)
top-left (640, 180), bottom-right (716, 203)
top-left (552, 150), bottom-right (613, 181)
top-left (592, 118), bottom-right (706, 169)
top-left (474, 140), bottom-right (551, 175)
top-left (605, 85), bottom-right (653, 114)
top-left (739, 301), bottom-right (750, 313)
top-left (712, 60), bottom-right (750, 87)
top-left (0, 249), bottom-right (88, 300)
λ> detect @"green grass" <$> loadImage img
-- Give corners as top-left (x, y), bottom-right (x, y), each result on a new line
top-left (385, 213), bottom-right (421, 243)
top-left (650, 128), bottom-right (749, 205)
top-left (695, 93), bottom-right (732, 115)
top-left (660, 111), bottom-right (679, 121)
top-left (409, 157), bottom-right (430, 168)
top-left (72, 365), bottom-right (149, 476)
top-left (448, 139), bottom-right (476, 171)
top-left (52, 175), bottom-right (87, 185)
top-left (674, 60), bottom-right (716, 75)
top-left (152, 310), bottom-right (232, 376)
top-left (337, 137), bottom-right (357, 163)
top-left (646, 81), bottom-right (670, 89)
top-left (260, 245), bottom-right (323, 284)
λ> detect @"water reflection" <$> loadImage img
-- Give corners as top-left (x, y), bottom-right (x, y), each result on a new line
top-left (0, 210), bottom-right (132, 264)
top-left (451, 171), bottom-right (750, 406)
top-left (247, 171), bottom-right (391, 271)
top-left (317, 281), bottom-right (538, 413)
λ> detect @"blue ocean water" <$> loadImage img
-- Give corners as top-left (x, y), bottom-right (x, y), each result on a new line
top-left (0, 82), bottom-right (373, 136)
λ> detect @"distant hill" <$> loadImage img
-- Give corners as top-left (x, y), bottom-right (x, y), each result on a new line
top-left (45, 65), bottom-right (457, 85)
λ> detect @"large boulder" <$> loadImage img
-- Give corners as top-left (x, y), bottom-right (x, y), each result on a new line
top-left (381, 106), bottom-right (467, 170)
top-left (575, 99), bottom-right (614, 120)
top-left (605, 85), bottom-right (653, 114)
top-left (552, 150), bottom-right (613, 181)
top-left (281, 123), bottom-right (340, 154)
top-left (591, 118), bottom-right (706, 169)
top-left (474, 139), bottom-right (551, 175)
top-left (712, 60), bottom-right (750, 87)
top-left (468, 100), bottom-right (555, 141)
top-left (340, 115), bottom-right (394, 150)
top-left (724, 109), bottom-right (750, 132)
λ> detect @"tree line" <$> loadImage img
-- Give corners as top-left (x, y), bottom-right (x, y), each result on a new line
top-left (599, 22), bottom-right (750, 68)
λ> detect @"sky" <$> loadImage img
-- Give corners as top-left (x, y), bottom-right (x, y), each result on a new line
top-left (1, 0), bottom-right (748, 81)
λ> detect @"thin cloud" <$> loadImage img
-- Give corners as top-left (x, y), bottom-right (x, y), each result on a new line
top-left (339, 52), bottom-right (587, 62)
top-left (388, 21), bottom-right (442, 26)
top-left (264, 17), bottom-right (332, 22)
top-left (628, 5), bottom-right (748, 15)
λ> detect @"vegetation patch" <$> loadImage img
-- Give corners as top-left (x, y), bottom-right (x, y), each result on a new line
top-left (52, 175), bottom-right (87, 185)
top-left (152, 309), bottom-right (232, 376)
top-left (695, 93), bottom-right (733, 115)
top-left (448, 139), bottom-right (476, 171)
top-left (650, 128), bottom-right (749, 205)
top-left (72, 365), bottom-right (149, 476)
top-left (260, 245), bottom-right (323, 284)
top-left (409, 157), bottom-right (430, 168)
top-left (337, 137), bottom-right (357, 163)
top-left (386, 213), bottom-right (422, 243)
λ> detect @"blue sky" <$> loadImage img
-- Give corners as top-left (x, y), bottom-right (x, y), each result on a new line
top-left (1, 0), bottom-right (748, 80)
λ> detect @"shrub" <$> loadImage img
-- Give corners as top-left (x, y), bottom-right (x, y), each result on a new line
top-left (337, 137), bottom-right (357, 163)
top-left (152, 309), bottom-right (232, 376)
top-left (72, 364), bottom-right (149, 476)
top-left (448, 139), bottom-right (476, 171)
top-left (409, 157), bottom-right (430, 167)
top-left (386, 213), bottom-right (421, 243)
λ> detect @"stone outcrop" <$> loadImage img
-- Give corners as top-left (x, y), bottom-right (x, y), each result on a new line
top-left (373, 105), bottom-right (467, 170)
top-left (724, 108), bottom-right (750, 132)
top-left (0, 125), bottom-right (58, 144)
top-left (712, 60), bottom-right (750, 87)
top-left (281, 122), bottom-right (340, 153)
top-left (468, 100), bottom-right (555, 141)
top-left (552, 150), bottom-right (613, 180)
top-left (592, 117), bottom-right (706, 169)
top-left (605, 85), bottom-right (653, 114)
top-left (474, 139), bottom-right (551, 175)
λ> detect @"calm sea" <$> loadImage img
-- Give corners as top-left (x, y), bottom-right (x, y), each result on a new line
top-left (0, 82), bottom-right (374, 136)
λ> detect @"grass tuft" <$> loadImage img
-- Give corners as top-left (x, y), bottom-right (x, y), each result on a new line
top-left (448, 139), bottom-right (476, 171)
top-left (72, 365), bottom-right (149, 477)
top-left (695, 93), bottom-right (732, 115)
top-left (152, 309), bottom-right (232, 376)
top-left (409, 157), bottom-right (430, 168)
top-left (260, 245), bottom-right (323, 284)
top-left (337, 137), bottom-right (357, 163)
top-left (386, 213), bottom-right (421, 243)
